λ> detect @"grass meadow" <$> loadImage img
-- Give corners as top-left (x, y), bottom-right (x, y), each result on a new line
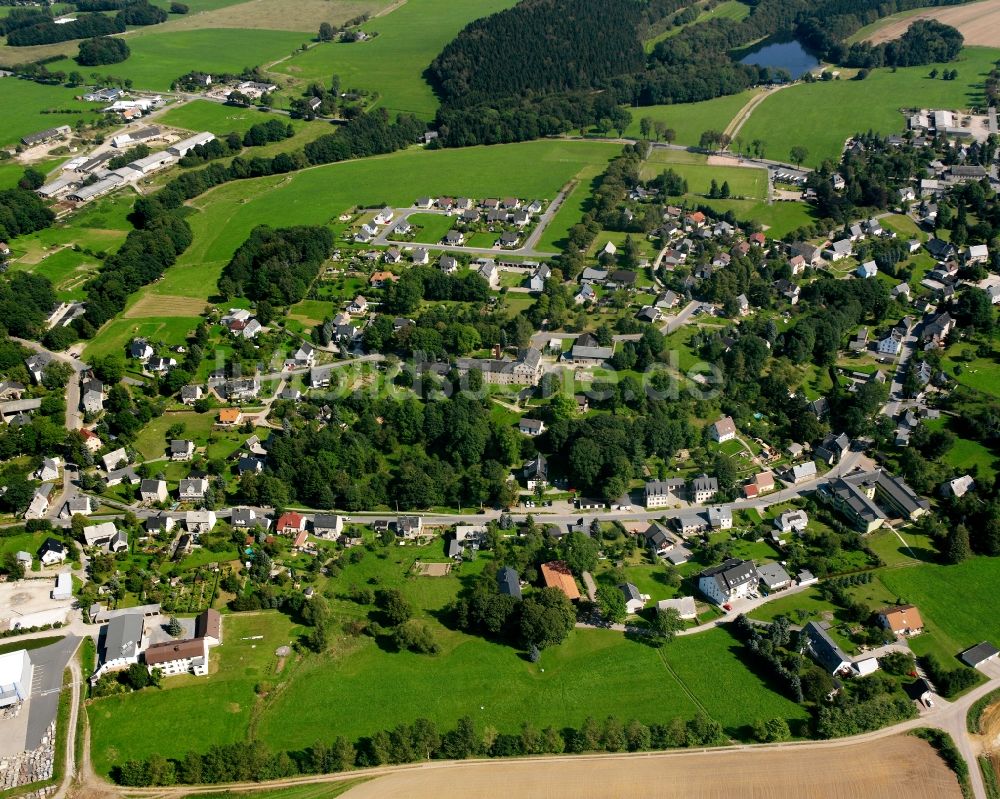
top-left (274, 0), bottom-right (519, 117)
top-left (645, 0), bottom-right (751, 51)
top-left (44, 28), bottom-right (310, 92)
top-left (739, 46), bottom-right (1000, 167)
top-left (879, 557), bottom-right (1000, 659)
top-left (0, 79), bottom-right (105, 149)
top-left (622, 89), bottom-right (761, 145)
top-left (158, 100), bottom-right (296, 136)
top-left (89, 612), bottom-right (303, 776)
top-left (149, 139), bottom-right (620, 300)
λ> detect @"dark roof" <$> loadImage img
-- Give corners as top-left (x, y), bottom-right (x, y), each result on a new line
top-left (804, 621), bottom-right (850, 673)
top-left (195, 608), bottom-right (221, 640)
top-left (497, 566), bottom-right (522, 598)
top-left (960, 642), bottom-right (1000, 667)
top-left (39, 537), bottom-right (66, 556)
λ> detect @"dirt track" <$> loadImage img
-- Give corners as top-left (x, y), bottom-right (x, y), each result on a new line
top-left (338, 736), bottom-right (962, 799)
top-left (865, 0), bottom-right (1000, 46)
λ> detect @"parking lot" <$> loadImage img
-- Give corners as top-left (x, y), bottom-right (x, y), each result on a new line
top-left (0, 580), bottom-right (74, 631)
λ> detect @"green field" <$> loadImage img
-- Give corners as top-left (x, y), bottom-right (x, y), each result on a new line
top-left (44, 28), bottom-right (310, 93)
top-left (739, 47), bottom-right (1000, 167)
top-left (257, 624), bottom-right (805, 751)
top-left (144, 139), bottom-right (619, 303)
top-left (880, 557), bottom-right (1000, 659)
top-left (622, 89), bottom-right (760, 146)
top-left (83, 316), bottom-right (201, 360)
top-left (641, 151), bottom-right (767, 200)
top-left (157, 100), bottom-right (296, 136)
top-left (89, 612), bottom-right (303, 776)
top-left (133, 409), bottom-right (240, 460)
top-left (274, 0), bottom-right (518, 117)
top-left (0, 79), bottom-right (105, 149)
top-left (645, 0), bottom-right (751, 51)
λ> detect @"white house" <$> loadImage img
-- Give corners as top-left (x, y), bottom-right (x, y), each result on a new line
top-left (776, 509), bottom-right (809, 533)
top-left (312, 514), bottom-right (344, 537)
top-left (698, 559), bottom-right (758, 605)
top-left (144, 637), bottom-right (208, 677)
top-left (710, 416), bottom-right (736, 443)
top-left (140, 479), bottom-right (168, 504)
top-left (790, 461), bottom-right (817, 484)
top-left (186, 510), bottom-right (217, 532)
top-left (519, 418), bottom-right (545, 436)
top-left (856, 261), bottom-right (878, 279)
top-left (83, 521), bottom-right (118, 548)
top-left (619, 583), bottom-right (646, 615)
top-left (179, 478), bottom-right (208, 501)
top-left (0, 650), bottom-right (33, 708)
top-left (95, 613), bottom-right (145, 679)
top-left (656, 596), bottom-right (697, 620)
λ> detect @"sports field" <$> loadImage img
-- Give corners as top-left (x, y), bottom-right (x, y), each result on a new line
top-left (338, 735), bottom-right (961, 799)
top-left (622, 89), bottom-right (762, 146)
top-left (855, 0), bottom-right (1000, 46)
top-left (274, 0), bottom-right (519, 117)
top-left (738, 46), bottom-right (1000, 167)
top-left (0, 79), bottom-right (105, 149)
top-left (44, 28), bottom-right (310, 92)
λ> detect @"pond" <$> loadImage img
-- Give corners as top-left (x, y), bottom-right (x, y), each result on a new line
top-left (738, 37), bottom-right (820, 80)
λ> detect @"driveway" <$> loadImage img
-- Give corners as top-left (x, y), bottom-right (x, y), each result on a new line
top-left (26, 635), bottom-right (80, 749)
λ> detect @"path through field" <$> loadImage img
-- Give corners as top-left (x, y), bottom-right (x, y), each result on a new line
top-left (723, 85), bottom-right (792, 143)
top-left (864, 0), bottom-right (1000, 45)
top-left (336, 735), bottom-right (962, 799)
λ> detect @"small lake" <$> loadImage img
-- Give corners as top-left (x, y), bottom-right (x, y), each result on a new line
top-left (738, 38), bottom-right (819, 80)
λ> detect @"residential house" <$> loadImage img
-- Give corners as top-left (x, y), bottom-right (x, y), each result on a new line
top-left (803, 621), bottom-right (852, 675)
top-left (412, 247), bottom-right (429, 265)
top-left (497, 566), bottom-right (522, 599)
top-left (877, 605), bottom-right (924, 636)
top-left (145, 512), bottom-right (175, 535)
top-left (825, 239), bottom-right (853, 261)
top-left (170, 439), bottom-right (195, 461)
top-left (524, 455), bottom-right (548, 491)
top-left (348, 295), bottom-right (368, 315)
top-left (967, 243), bottom-right (990, 264)
top-left (276, 512), bottom-right (306, 535)
top-left (128, 339), bottom-right (154, 362)
top-left (735, 293), bottom-right (750, 316)
top-left (789, 461), bottom-right (817, 484)
top-left (439, 255), bottom-right (458, 274)
top-left (710, 416), bottom-right (737, 443)
top-left (656, 597), bottom-right (697, 620)
top-left (145, 637), bottom-right (209, 677)
top-left (707, 506), bottom-right (732, 530)
top-left (102, 448), bottom-right (129, 473)
top-left (39, 538), bottom-right (67, 566)
top-left (776, 509), bottom-right (809, 533)
top-left (540, 561), bottom-right (581, 600)
top-left (877, 330), bottom-right (903, 356)
top-left (519, 418), bottom-right (545, 437)
top-left (818, 469), bottom-right (929, 533)
top-left (24, 484), bottom-right (53, 519)
top-left (178, 478), bottom-right (208, 501)
top-left (83, 522), bottom-right (118, 548)
top-left (757, 562), bottom-right (792, 593)
top-left (921, 312), bottom-right (954, 347)
top-left (396, 516), bottom-right (423, 538)
top-left (217, 408), bottom-right (243, 427)
top-left (960, 643), bottom-right (1000, 668)
top-left (185, 510), bottom-right (217, 532)
top-left (620, 583), bottom-right (646, 614)
top-left (139, 479), bottom-right (168, 504)
top-left (942, 475), bottom-right (975, 498)
top-left (24, 353), bottom-right (50, 385)
top-left (644, 479), bottom-right (686, 509)
top-left (698, 558), bottom-right (758, 605)
top-left (528, 263), bottom-right (550, 292)
top-left (816, 432), bottom-right (850, 465)
top-left (312, 514), bottom-right (344, 538)
top-left (96, 613), bottom-right (146, 678)
top-left (62, 495), bottom-right (94, 517)
top-left (690, 474), bottom-right (718, 504)
top-left (478, 261), bottom-right (500, 289)
top-left (34, 457), bottom-right (61, 482)
top-left (856, 261), bottom-right (878, 279)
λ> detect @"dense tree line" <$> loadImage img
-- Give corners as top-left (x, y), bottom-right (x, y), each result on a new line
top-left (0, 272), bottom-right (57, 339)
top-left (7, 12), bottom-right (123, 46)
top-left (77, 35), bottom-right (130, 65)
top-left (115, 0), bottom-right (167, 25)
top-left (0, 187), bottom-right (55, 245)
top-left (116, 709), bottom-right (728, 786)
top-left (218, 225), bottom-right (333, 305)
top-left (80, 205), bottom-right (193, 331)
top-left (242, 118), bottom-right (294, 147)
top-left (0, 6), bottom-right (52, 37)
top-left (840, 20), bottom-right (963, 68)
top-left (428, 0), bottom-right (645, 108)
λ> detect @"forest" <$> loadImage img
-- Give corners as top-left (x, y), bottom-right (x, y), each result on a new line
top-left (218, 226), bottom-right (334, 305)
top-left (77, 35), bottom-right (130, 66)
top-left (838, 19), bottom-right (964, 68)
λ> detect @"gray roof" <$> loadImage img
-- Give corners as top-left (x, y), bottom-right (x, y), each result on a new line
top-left (620, 582), bottom-right (641, 602)
top-left (960, 642), bottom-right (1000, 667)
top-left (700, 558), bottom-right (757, 594)
top-left (804, 621), bottom-right (851, 673)
top-left (104, 613), bottom-right (144, 661)
top-left (497, 566), bottom-right (521, 598)
top-left (757, 562), bottom-right (791, 588)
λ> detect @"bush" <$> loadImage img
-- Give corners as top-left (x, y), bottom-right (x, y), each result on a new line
top-left (169, 2), bottom-right (189, 12)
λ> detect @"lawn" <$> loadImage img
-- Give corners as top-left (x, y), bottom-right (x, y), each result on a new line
top-left (536, 165), bottom-right (605, 251)
top-left (739, 46), bottom-right (1000, 167)
top-left (159, 139), bottom-right (620, 298)
top-left (132, 409), bottom-right (232, 460)
top-left (9, 247), bottom-right (102, 301)
top-left (641, 156), bottom-right (767, 201)
top-left (83, 316), bottom-right (200, 360)
top-left (879, 556), bottom-right (1000, 659)
top-left (406, 212), bottom-right (455, 244)
top-left (622, 89), bottom-right (762, 146)
top-left (89, 612), bottom-right (303, 777)
top-left (274, 0), bottom-right (518, 117)
top-left (0, 79), bottom-right (106, 149)
top-left (157, 100), bottom-right (300, 136)
top-left (44, 28), bottom-right (311, 93)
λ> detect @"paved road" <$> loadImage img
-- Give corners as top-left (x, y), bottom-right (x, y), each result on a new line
top-left (26, 635), bottom-right (80, 750)
top-left (12, 337), bottom-right (87, 431)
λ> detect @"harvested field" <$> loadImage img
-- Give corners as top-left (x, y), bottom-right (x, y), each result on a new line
top-left (339, 735), bottom-right (962, 799)
top-left (124, 294), bottom-right (208, 319)
top-left (413, 561), bottom-right (451, 577)
top-left (863, 0), bottom-right (1000, 46)
top-left (159, 0), bottom-right (394, 32)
